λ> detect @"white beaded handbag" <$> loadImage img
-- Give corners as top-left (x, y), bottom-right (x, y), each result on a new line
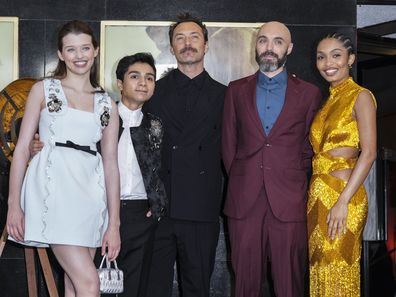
top-left (97, 253), bottom-right (124, 294)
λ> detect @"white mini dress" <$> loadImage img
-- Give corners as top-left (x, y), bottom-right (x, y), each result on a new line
top-left (13, 78), bottom-right (112, 248)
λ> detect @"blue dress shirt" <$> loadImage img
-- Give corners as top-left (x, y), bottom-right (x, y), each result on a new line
top-left (256, 69), bottom-right (288, 135)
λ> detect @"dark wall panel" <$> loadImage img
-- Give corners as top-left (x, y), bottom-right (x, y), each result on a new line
top-left (105, 0), bottom-right (356, 24)
top-left (19, 20), bottom-right (46, 78)
top-left (1, 0), bottom-right (106, 20)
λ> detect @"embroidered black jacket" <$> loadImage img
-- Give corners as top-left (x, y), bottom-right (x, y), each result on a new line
top-left (119, 112), bottom-right (167, 219)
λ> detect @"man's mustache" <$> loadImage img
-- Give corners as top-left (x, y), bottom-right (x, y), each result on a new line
top-left (259, 51), bottom-right (279, 59)
top-left (180, 46), bottom-right (198, 54)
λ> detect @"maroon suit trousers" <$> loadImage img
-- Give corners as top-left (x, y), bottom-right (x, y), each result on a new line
top-left (228, 187), bottom-right (307, 297)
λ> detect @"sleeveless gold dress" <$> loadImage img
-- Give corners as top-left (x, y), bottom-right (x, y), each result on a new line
top-left (308, 77), bottom-right (375, 296)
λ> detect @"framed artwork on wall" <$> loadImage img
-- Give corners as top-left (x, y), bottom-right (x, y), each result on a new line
top-left (0, 17), bottom-right (18, 91)
top-left (100, 20), bottom-right (262, 101)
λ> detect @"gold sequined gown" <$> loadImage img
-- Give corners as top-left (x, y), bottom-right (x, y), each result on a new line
top-left (308, 77), bottom-right (375, 296)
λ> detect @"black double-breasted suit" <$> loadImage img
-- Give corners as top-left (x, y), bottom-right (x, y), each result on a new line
top-left (144, 69), bottom-right (226, 297)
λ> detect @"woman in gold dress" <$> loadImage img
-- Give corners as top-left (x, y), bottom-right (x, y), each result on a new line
top-left (308, 33), bottom-right (377, 296)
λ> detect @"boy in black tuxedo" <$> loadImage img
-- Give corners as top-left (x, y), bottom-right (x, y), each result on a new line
top-left (114, 52), bottom-right (166, 297)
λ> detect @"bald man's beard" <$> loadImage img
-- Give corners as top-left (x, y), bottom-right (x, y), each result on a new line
top-left (255, 50), bottom-right (288, 73)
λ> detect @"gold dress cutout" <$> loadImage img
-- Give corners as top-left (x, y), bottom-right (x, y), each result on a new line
top-left (307, 77), bottom-right (376, 296)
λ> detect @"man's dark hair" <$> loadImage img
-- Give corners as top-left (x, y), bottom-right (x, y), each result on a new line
top-left (116, 52), bottom-right (156, 81)
top-left (168, 12), bottom-right (208, 45)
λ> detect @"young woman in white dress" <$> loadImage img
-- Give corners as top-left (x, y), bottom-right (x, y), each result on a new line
top-left (6, 20), bottom-right (120, 297)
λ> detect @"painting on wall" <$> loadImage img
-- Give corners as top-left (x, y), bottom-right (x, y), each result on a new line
top-left (0, 17), bottom-right (18, 91)
top-left (100, 21), bottom-right (261, 101)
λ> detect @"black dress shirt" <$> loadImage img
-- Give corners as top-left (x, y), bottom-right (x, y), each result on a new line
top-left (172, 68), bottom-right (207, 128)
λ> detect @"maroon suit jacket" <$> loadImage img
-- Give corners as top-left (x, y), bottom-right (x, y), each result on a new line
top-left (222, 72), bottom-right (321, 221)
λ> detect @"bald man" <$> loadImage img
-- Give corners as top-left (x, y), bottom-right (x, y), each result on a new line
top-left (222, 21), bottom-right (321, 297)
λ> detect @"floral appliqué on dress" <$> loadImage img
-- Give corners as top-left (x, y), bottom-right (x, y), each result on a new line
top-left (47, 93), bottom-right (63, 113)
top-left (100, 106), bottom-right (110, 127)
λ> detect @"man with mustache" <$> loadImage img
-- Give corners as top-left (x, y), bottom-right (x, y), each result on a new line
top-left (143, 13), bottom-right (226, 297)
top-left (222, 21), bottom-right (321, 297)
